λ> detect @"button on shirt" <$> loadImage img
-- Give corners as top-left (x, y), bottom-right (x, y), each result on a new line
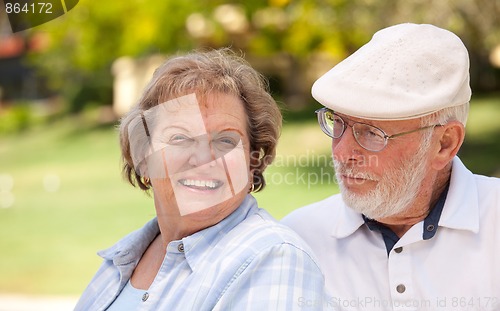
top-left (282, 157), bottom-right (500, 311)
top-left (74, 195), bottom-right (326, 311)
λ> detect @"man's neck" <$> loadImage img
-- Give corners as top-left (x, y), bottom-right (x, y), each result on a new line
top-left (377, 164), bottom-right (452, 237)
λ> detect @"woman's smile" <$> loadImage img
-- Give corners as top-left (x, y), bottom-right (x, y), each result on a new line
top-left (177, 178), bottom-right (224, 192)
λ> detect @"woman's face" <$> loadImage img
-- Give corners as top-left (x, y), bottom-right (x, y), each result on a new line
top-left (135, 92), bottom-right (251, 224)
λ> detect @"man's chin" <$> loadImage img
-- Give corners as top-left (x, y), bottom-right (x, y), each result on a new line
top-left (340, 190), bottom-right (385, 219)
top-left (342, 195), bottom-right (404, 220)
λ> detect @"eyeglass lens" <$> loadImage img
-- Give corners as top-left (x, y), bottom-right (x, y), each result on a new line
top-left (321, 110), bottom-right (387, 151)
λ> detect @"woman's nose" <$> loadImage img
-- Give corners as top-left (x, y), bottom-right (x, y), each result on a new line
top-left (188, 136), bottom-right (215, 167)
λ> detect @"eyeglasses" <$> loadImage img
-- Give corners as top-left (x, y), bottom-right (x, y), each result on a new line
top-left (315, 108), bottom-right (441, 152)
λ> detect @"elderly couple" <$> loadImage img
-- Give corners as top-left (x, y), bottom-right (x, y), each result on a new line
top-left (75, 23), bottom-right (499, 311)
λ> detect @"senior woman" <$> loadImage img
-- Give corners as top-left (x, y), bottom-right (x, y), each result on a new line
top-left (74, 49), bottom-right (325, 311)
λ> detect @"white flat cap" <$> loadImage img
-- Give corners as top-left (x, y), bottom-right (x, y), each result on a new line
top-left (312, 23), bottom-right (471, 120)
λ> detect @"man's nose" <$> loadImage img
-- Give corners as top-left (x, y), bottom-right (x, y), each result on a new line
top-left (332, 126), bottom-right (364, 164)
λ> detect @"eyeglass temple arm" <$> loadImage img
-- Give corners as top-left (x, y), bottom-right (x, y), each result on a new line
top-left (387, 124), bottom-right (442, 139)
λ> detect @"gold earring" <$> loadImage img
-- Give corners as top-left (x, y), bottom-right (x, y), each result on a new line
top-left (249, 183), bottom-right (255, 193)
top-left (144, 177), bottom-right (150, 186)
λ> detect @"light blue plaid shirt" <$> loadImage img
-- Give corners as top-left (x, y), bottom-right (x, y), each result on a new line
top-left (74, 195), bottom-right (327, 311)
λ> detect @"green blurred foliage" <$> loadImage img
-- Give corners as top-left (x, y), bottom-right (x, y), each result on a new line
top-left (22, 0), bottom-right (500, 112)
top-left (0, 104), bottom-right (33, 133)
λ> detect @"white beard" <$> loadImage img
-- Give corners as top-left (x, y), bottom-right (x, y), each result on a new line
top-left (334, 145), bottom-right (430, 220)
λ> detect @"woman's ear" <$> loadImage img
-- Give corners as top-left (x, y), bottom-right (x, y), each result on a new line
top-left (431, 121), bottom-right (465, 170)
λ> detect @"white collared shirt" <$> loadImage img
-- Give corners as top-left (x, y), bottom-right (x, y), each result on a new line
top-left (282, 157), bottom-right (500, 311)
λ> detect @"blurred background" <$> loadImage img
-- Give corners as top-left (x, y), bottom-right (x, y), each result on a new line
top-left (0, 0), bottom-right (499, 309)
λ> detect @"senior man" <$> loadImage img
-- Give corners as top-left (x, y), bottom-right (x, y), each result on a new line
top-left (282, 23), bottom-right (499, 311)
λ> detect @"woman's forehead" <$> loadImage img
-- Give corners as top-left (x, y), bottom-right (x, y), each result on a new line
top-left (142, 92), bottom-right (246, 134)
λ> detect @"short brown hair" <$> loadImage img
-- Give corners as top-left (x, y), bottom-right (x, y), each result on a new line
top-left (119, 48), bottom-right (282, 192)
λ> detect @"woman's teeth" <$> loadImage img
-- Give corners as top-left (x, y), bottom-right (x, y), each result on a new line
top-left (180, 179), bottom-right (221, 189)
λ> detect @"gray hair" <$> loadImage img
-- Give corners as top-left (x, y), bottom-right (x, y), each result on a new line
top-left (419, 102), bottom-right (469, 148)
top-left (421, 102), bottom-right (470, 127)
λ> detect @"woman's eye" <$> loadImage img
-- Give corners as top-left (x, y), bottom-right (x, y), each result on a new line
top-left (214, 138), bottom-right (236, 150)
top-left (213, 135), bottom-right (240, 151)
top-left (219, 137), bottom-right (237, 146)
top-left (171, 134), bottom-right (187, 141)
top-left (168, 134), bottom-right (192, 145)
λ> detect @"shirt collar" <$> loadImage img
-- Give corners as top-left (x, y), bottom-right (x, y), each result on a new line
top-left (331, 156), bottom-right (479, 239)
top-left (97, 194), bottom-right (259, 272)
top-left (98, 218), bottom-right (160, 266)
top-left (330, 198), bottom-right (365, 239)
top-left (362, 184), bottom-right (449, 255)
top-left (438, 157), bottom-right (479, 233)
top-left (422, 183), bottom-right (448, 239)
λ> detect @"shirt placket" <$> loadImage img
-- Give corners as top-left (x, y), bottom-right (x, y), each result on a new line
top-left (387, 240), bottom-right (418, 311)
top-left (137, 240), bottom-right (188, 310)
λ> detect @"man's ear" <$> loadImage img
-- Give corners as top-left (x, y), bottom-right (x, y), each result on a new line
top-left (431, 121), bottom-right (465, 170)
